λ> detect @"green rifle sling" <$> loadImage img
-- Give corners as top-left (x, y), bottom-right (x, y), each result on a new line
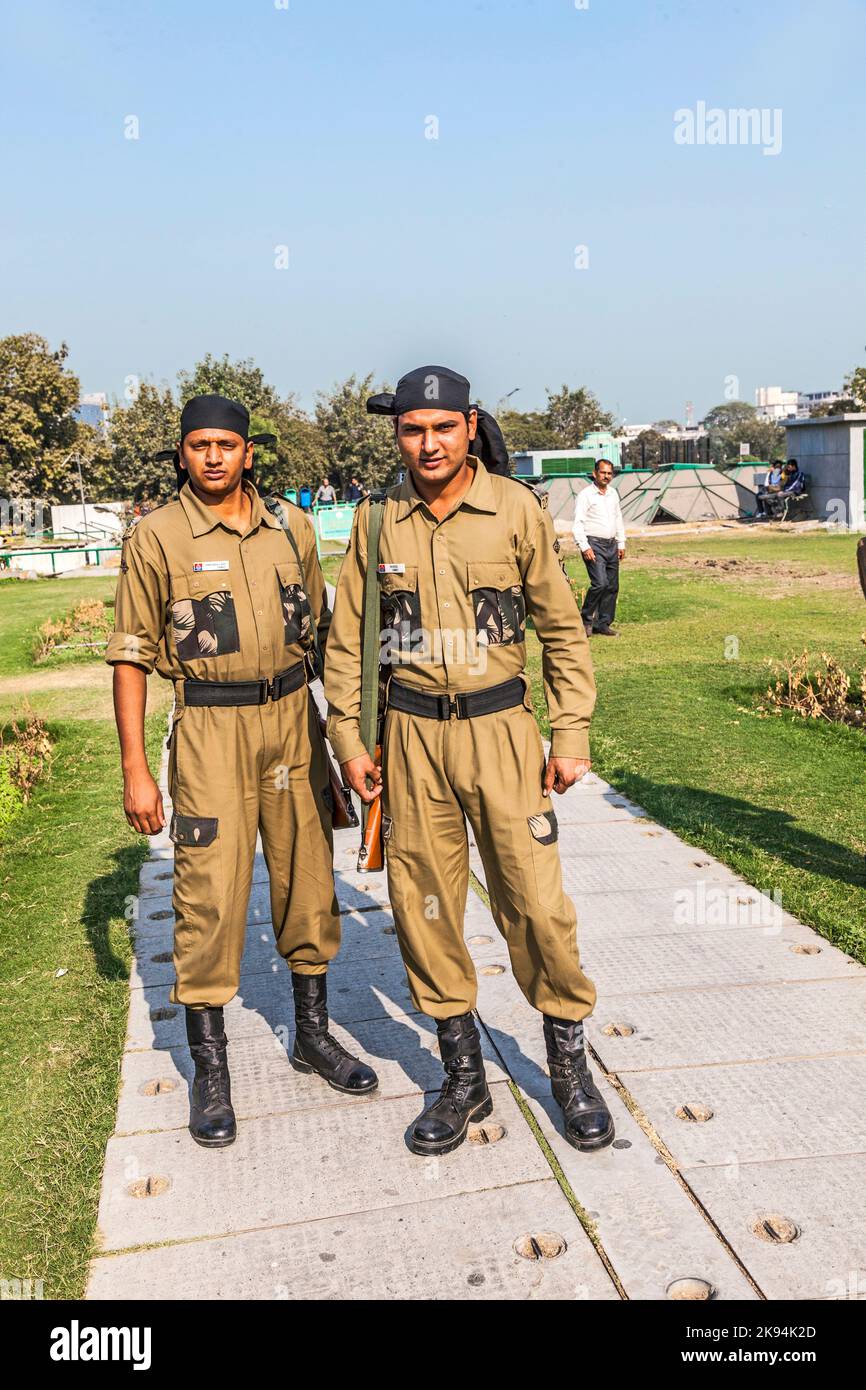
top-left (360, 499), bottom-right (385, 760)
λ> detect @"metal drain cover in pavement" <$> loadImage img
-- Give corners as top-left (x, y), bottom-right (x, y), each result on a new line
top-left (513, 1233), bottom-right (567, 1261)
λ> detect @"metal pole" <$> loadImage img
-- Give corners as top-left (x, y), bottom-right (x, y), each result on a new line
top-left (75, 455), bottom-right (89, 539)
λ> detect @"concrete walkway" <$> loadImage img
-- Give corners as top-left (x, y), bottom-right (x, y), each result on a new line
top-left (87, 706), bottom-right (866, 1301)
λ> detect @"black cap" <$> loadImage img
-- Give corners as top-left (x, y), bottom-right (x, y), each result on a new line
top-left (180, 393), bottom-right (249, 442)
top-left (367, 365), bottom-right (471, 417)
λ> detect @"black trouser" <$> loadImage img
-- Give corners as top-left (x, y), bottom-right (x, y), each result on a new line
top-left (580, 535), bottom-right (620, 628)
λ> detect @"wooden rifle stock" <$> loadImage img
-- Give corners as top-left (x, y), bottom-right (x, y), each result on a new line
top-left (357, 743), bottom-right (384, 873)
top-left (317, 714), bottom-right (359, 830)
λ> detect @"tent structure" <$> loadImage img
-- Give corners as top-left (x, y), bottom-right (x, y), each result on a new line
top-left (616, 465), bottom-right (757, 525)
top-left (723, 463), bottom-right (771, 492)
top-left (540, 470), bottom-right (653, 528)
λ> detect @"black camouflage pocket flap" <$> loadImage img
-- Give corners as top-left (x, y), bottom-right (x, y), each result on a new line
top-left (170, 813), bottom-right (219, 847)
top-left (467, 560), bottom-right (521, 592)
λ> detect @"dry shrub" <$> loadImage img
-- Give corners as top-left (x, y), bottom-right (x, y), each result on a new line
top-left (758, 637), bottom-right (866, 729)
top-left (0, 704), bottom-right (53, 801)
top-left (34, 598), bottom-right (112, 663)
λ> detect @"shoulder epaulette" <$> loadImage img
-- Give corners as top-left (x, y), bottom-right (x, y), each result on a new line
top-left (511, 476), bottom-right (549, 509)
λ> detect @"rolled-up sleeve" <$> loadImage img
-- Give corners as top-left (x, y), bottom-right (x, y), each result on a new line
top-left (105, 528), bottom-right (168, 673)
top-left (520, 507), bottom-right (596, 760)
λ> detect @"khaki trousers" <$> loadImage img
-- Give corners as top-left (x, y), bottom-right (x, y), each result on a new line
top-left (167, 684), bottom-right (341, 1008)
top-left (381, 698), bottom-right (597, 1021)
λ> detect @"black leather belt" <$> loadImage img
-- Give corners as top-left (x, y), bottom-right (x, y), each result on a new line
top-left (387, 676), bottom-right (525, 721)
top-left (183, 659), bottom-right (307, 708)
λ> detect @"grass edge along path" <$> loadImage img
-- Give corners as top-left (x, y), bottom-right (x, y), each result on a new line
top-left (0, 710), bottom-right (166, 1299)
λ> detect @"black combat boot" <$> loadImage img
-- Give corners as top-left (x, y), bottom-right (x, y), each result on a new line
top-left (185, 1006), bottom-right (237, 1148)
top-left (543, 1015), bottom-right (614, 1151)
top-left (290, 972), bottom-right (378, 1094)
top-left (409, 1013), bottom-right (493, 1156)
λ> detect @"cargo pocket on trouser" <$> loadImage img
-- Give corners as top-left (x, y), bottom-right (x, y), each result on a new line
top-left (168, 812), bottom-right (227, 1005)
top-left (526, 805), bottom-right (566, 911)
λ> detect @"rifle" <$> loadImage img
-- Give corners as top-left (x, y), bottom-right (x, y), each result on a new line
top-left (318, 712), bottom-right (359, 830)
top-left (261, 493), bottom-right (358, 832)
top-left (357, 495), bottom-right (387, 873)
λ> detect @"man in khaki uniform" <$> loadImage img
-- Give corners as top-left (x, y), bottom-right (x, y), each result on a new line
top-left (325, 366), bottom-right (613, 1156)
top-left (108, 393), bottom-right (377, 1148)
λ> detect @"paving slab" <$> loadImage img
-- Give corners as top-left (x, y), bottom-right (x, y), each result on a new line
top-left (622, 1055), bottom-right (866, 1168)
top-left (88, 1180), bottom-right (619, 1301)
top-left (684, 1155), bottom-right (866, 1301)
top-left (578, 978), bottom-right (866, 1073)
top-left (96, 1082), bottom-right (550, 1252)
top-left (579, 924), bottom-right (860, 997)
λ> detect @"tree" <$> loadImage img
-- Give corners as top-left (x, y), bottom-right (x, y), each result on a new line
top-left (0, 334), bottom-right (82, 501)
top-left (702, 400), bottom-right (784, 465)
top-left (544, 384), bottom-right (614, 445)
top-left (842, 365), bottom-right (866, 409)
top-left (498, 409), bottom-right (561, 453)
top-left (622, 429), bottom-right (664, 470)
top-left (178, 352), bottom-right (327, 493)
top-left (315, 374), bottom-right (398, 492)
top-left (104, 382), bottom-right (180, 503)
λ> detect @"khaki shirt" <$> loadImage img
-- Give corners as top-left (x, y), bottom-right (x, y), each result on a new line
top-left (325, 458), bottom-right (596, 764)
top-left (105, 479), bottom-right (330, 696)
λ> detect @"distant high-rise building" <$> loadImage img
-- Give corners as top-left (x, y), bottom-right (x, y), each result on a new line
top-left (74, 392), bottom-right (109, 435)
top-left (755, 386), bottom-right (798, 421)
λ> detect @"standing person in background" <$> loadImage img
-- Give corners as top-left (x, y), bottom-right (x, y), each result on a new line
top-left (572, 460), bottom-right (626, 638)
top-left (315, 478), bottom-right (337, 507)
top-left (345, 476), bottom-right (368, 504)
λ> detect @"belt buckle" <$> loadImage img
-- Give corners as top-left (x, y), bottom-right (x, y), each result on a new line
top-left (453, 693), bottom-right (469, 719)
top-left (259, 677), bottom-right (276, 704)
top-left (437, 693), bottom-right (452, 720)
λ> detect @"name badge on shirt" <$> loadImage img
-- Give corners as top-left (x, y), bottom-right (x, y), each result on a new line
top-left (193, 561), bottom-right (230, 572)
top-left (378, 563), bottom-right (405, 574)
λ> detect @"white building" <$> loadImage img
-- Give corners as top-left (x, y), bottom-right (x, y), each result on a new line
top-left (797, 389), bottom-right (845, 417)
top-left (755, 386), bottom-right (799, 421)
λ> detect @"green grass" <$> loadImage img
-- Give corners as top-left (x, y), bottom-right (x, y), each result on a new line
top-left (527, 532), bottom-right (866, 960)
top-left (0, 572), bottom-right (169, 1298)
top-left (0, 576), bottom-right (118, 678)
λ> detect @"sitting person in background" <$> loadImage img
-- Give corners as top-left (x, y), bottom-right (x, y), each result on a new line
top-left (757, 459), bottom-right (805, 519)
top-left (314, 477), bottom-right (337, 507)
top-left (755, 459), bottom-right (784, 518)
top-left (781, 459), bottom-right (805, 497)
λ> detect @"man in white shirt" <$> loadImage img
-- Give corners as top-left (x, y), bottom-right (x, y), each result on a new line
top-left (572, 460), bottom-right (626, 637)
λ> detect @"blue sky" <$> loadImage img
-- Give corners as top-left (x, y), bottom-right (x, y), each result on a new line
top-left (1, 0), bottom-right (864, 424)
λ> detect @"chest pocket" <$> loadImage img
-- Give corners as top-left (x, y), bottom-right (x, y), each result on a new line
top-left (276, 561), bottom-right (312, 647)
top-left (170, 575), bottom-right (240, 660)
top-left (467, 560), bottom-right (526, 647)
top-left (377, 566), bottom-right (422, 655)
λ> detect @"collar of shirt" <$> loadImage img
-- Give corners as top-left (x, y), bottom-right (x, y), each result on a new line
top-left (178, 478), bottom-right (281, 539)
top-left (393, 455), bottom-right (498, 523)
